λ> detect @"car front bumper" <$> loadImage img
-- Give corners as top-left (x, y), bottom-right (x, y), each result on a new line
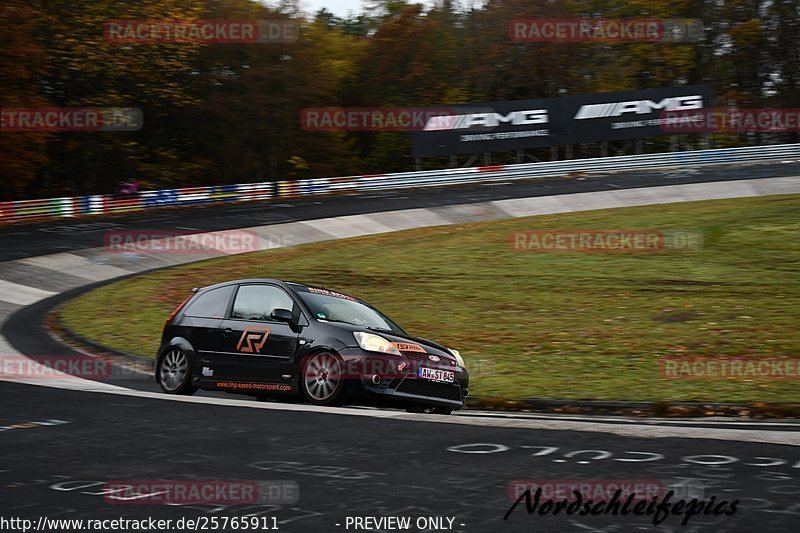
top-left (337, 347), bottom-right (470, 409)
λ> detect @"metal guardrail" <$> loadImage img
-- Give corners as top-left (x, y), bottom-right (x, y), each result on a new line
top-left (1, 143), bottom-right (798, 224)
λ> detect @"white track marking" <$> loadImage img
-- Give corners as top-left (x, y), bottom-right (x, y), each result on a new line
top-left (19, 252), bottom-right (132, 281)
top-left (1, 378), bottom-right (797, 446)
top-left (0, 279), bottom-right (56, 306)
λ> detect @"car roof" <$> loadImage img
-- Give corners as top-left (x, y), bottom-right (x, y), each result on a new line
top-left (195, 278), bottom-right (325, 293)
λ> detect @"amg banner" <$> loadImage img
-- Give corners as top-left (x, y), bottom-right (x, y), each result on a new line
top-left (410, 98), bottom-right (560, 158)
top-left (562, 84), bottom-right (713, 143)
top-left (411, 85), bottom-right (713, 157)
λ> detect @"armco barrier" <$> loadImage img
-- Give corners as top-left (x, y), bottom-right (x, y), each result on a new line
top-left (1, 143), bottom-right (798, 224)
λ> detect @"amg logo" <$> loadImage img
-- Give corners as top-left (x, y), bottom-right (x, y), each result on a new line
top-left (574, 95), bottom-right (704, 119)
top-left (424, 109), bottom-right (548, 131)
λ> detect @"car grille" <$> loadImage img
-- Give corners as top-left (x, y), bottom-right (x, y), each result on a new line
top-left (403, 353), bottom-right (457, 366)
top-left (396, 378), bottom-right (462, 402)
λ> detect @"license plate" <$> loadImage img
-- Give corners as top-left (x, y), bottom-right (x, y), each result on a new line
top-left (418, 367), bottom-right (455, 383)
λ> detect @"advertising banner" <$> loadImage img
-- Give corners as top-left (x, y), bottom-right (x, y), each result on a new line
top-left (411, 85), bottom-right (713, 157)
top-left (561, 84), bottom-right (713, 143)
top-left (410, 99), bottom-right (560, 157)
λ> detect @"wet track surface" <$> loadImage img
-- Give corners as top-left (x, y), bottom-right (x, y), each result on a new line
top-left (1, 162), bottom-right (799, 532)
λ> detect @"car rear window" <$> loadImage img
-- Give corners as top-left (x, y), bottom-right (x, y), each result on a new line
top-left (183, 286), bottom-right (234, 319)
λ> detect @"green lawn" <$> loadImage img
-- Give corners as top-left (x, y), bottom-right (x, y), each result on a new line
top-left (59, 194), bottom-right (800, 402)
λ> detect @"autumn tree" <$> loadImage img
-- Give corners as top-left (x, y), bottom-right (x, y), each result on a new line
top-left (0, 0), bottom-right (50, 198)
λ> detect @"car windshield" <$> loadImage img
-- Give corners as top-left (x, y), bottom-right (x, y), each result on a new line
top-left (294, 287), bottom-right (404, 334)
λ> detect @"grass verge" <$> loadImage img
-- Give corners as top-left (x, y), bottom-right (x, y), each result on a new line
top-left (60, 194), bottom-right (800, 402)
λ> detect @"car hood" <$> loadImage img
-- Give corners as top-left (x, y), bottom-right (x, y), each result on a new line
top-left (381, 331), bottom-right (455, 359)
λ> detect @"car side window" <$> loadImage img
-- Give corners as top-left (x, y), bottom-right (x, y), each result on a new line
top-left (231, 285), bottom-right (295, 321)
top-left (183, 286), bottom-right (235, 319)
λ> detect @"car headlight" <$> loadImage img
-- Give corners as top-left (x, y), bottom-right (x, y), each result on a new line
top-left (353, 332), bottom-right (401, 355)
top-left (449, 348), bottom-right (466, 369)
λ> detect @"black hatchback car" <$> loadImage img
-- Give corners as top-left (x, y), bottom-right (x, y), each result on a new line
top-left (155, 279), bottom-right (469, 413)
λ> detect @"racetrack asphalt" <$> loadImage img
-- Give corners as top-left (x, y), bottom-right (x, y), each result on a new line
top-left (1, 380), bottom-right (798, 533)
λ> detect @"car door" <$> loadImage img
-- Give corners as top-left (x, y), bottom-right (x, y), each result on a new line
top-left (178, 285), bottom-right (235, 378)
top-left (213, 283), bottom-right (299, 386)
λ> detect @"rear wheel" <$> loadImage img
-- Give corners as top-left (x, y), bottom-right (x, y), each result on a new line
top-left (301, 351), bottom-right (345, 406)
top-left (157, 348), bottom-right (197, 395)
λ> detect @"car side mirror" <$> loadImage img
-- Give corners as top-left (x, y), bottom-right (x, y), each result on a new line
top-left (270, 308), bottom-right (294, 324)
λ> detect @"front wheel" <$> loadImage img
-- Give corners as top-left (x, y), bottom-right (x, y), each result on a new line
top-left (157, 347), bottom-right (197, 395)
top-left (301, 351), bottom-right (345, 406)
